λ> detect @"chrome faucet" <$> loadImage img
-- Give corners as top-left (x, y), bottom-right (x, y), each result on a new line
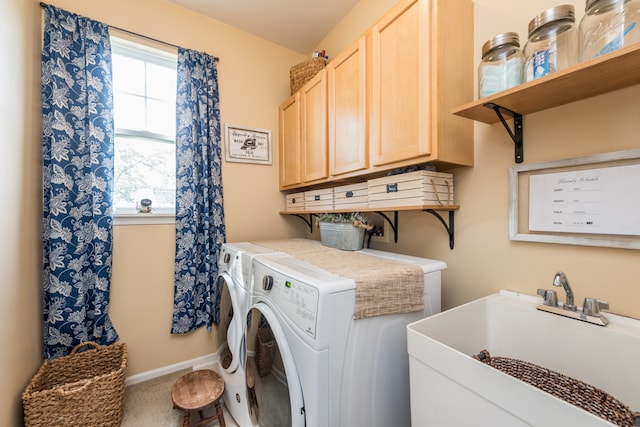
top-left (537, 271), bottom-right (610, 326)
top-left (552, 271), bottom-right (577, 311)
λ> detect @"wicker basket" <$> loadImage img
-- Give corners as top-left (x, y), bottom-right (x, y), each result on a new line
top-left (289, 57), bottom-right (326, 94)
top-left (256, 327), bottom-right (276, 377)
top-left (22, 341), bottom-right (128, 427)
top-left (474, 349), bottom-right (640, 427)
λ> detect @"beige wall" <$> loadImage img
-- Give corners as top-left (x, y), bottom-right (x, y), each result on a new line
top-left (324, 0), bottom-right (640, 319)
top-left (5, 0), bottom-right (640, 425)
top-left (440, 0), bottom-right (640, 317)
top-left (314, 0), bottom-right (398, 57)
top-left (1, 0), bottom-right (43, 424)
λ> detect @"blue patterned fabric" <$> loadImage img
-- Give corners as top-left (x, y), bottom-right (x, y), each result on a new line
top-left (41, 5), bottom-right (119, 359)
top-left (172, 48), bottom-right (226, 333)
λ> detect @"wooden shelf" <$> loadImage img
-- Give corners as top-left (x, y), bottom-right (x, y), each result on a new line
top-left (280, 205), bottom-right (459, 215)
top-left (453, 43), bottom-right (640, 124)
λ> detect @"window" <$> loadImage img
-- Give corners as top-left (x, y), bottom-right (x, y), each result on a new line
top-left (111, 37), bottom-right (177, 222)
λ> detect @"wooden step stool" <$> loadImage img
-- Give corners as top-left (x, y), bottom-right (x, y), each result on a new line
top-left (171, 369), bottom-right (226, 427)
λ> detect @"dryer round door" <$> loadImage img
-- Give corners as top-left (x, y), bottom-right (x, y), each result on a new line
top-left (217, 273), bottom-right (245, 373)
top-left (249, 304), bottom-right (305, 427)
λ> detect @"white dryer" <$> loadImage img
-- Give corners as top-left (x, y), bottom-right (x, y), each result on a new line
top-left (248, 248), bottom-right (446, 427)
top-left (216, 242), bottom-right (282, 427)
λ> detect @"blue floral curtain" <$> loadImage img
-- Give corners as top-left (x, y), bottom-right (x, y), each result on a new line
top-left (41, 5), bottom-right (119, 359)
top-left (172, 48), bottom-right (226, 333)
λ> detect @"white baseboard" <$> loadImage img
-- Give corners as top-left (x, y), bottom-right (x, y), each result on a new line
top-left (124, 348), bottom-right (223, 386)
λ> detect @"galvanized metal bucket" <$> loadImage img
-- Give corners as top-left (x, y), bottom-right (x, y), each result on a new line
top-left (318, 222), bottom-right (365, 251)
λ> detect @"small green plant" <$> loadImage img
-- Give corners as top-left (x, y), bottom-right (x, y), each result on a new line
top-left (315, 212), bottom-right (373, 231)
top-left (316, 212), bottom-right (369, 224)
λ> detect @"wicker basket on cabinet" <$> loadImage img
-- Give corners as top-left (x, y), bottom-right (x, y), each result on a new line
top-left (289, 57), bottom-right (326, 94)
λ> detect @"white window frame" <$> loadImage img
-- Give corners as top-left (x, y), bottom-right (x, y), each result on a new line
top-left (110, 36), bottom-right (178, 225)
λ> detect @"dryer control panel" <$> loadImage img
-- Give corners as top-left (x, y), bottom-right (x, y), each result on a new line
top-left (256, 270), bottom-right (319, 339)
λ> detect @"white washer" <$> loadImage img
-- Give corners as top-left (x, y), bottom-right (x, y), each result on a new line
top-left (216, 242), bottom-right (282, 427)
top-left (250, 253), bottom-right (354, 427)
top-left (249, 247), bottom-right (446, 427)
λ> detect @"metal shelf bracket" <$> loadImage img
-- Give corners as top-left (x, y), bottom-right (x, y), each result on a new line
top-left (424, 209), bottom-right (455, 250)
top-left (285, 209), bottom-right (455, 249)
top-left (484, 102), bottom-right (524, 163)
top-left (292, 214), bottom-right (318, 233)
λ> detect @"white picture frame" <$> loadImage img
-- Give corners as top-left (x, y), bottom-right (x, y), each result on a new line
top-left (224, 123), bottom-right (272, 165)
top-left (509, 148), bottom-right (640, 250)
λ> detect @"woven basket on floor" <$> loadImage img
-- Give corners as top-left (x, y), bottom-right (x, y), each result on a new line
top-left (22, 341), bottom-right (128, 427)
top-left (256, 327), bottom-right (276, 377)
top-left (473, 349), bottom-right (640, 427)
top-left (289, 57), bottom-right (326, 94)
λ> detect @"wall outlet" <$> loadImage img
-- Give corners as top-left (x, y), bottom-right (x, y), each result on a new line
top-left (369, 213), bottom-right (392, 244)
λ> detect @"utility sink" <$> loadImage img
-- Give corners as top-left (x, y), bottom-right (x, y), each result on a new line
top-left (407, 290), bottom-right (640, 426)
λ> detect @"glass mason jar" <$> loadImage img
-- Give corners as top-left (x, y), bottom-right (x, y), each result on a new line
top-left (579, 0), bottom-right (640, 61)
top-left (524, 5), bottom-right (579, 82)
top-left (478, 32), bottom-right (524, 98)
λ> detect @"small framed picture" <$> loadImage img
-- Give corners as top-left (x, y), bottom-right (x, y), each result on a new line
top-left (224, 124), bottom-right (272, 165)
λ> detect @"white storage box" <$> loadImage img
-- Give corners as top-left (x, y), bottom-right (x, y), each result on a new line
top-left (333, 183), bottom-right (368, 210)
top-left (367, 170), bottom-right (454, 208)
top-left (304, 188), bottom-right (333, 211)
top-left (285, 192), bottom-right (305, 212)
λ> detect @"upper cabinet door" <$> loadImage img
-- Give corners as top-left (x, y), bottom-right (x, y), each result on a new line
top-left (300, 70), bottom-right (328, 183)
top-left (328, 36), bottom-right (369, 176)
top-left (370, 0), bottom-right (430, 167)
top-left (278, 0), bottom-right (473, 191)
top-left (279, 93), bottom-right (301, 189)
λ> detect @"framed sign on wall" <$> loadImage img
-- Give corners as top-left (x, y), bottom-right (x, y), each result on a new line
top-left (509, 149), bottom-right (640, 250)
top-left (224, 123), bottom-right (272, 165)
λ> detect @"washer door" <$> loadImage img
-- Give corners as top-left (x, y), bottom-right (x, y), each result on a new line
top-left (249, 304), bottom-right (305, 427)
top-left (217, 273), bottom-right (245, 373)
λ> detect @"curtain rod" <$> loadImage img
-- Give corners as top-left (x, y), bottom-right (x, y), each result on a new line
top-left (39, 2), bottom-right (219, 62)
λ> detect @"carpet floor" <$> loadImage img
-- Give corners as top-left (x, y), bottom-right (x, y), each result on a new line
top-left (121, 367), bottom-right (239, 427)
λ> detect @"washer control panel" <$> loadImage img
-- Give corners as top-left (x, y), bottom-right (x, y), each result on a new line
top-left (257, 271), bottom-right (319, 339)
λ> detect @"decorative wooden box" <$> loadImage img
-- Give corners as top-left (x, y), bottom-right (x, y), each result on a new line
top-left (367, 170), bottom-right (454, 208)
top-left (285, 192), bottom-right (305, 212)
top-left (304, 188), bottom-right (333, 211)
top-left (333, 183), bottom-right (368, 210)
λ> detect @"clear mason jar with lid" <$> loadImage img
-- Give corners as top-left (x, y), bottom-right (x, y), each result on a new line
top-left (524, 5), bottom-right (579, 82)
top-left (579, 0), bottom-right (640, 61)
top-left (478, 32), bottom-right (524, 98)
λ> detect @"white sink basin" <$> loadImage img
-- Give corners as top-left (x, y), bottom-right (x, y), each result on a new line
top-left (407, 290), bottom-right (640, 426)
